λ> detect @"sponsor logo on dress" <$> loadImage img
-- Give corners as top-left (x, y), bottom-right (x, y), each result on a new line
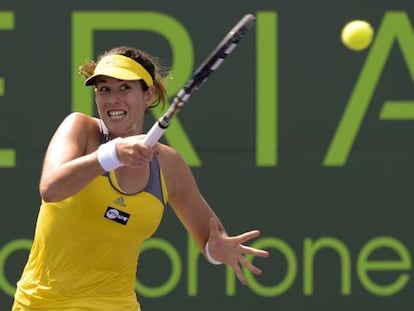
top-left (104, 207), bottom-right (130, 225)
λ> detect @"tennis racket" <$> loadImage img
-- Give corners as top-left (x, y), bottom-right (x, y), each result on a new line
top-left (143, 13), bottom-right (256, 146)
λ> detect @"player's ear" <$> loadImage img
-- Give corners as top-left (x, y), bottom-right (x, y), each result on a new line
top-left (144, 86), bottom-right (157, 110)
top-left (144, 86), bottom-right (157, 112)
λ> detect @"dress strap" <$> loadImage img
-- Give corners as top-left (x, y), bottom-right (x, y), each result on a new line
top-left (99, 119), bottom-right (110, 144)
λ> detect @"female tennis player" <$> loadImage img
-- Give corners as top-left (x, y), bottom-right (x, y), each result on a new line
top-left (12, 46), bottom-right (269, 311)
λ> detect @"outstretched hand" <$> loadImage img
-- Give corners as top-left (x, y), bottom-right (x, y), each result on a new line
top-left (206, 217), bottom-right (269, 285)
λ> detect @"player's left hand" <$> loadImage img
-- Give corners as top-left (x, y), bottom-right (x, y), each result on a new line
top-left (206, 217), bottom-right (269, 285)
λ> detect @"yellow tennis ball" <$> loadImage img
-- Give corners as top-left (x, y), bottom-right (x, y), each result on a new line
top-left (341, 20), bottom-right (374, 51)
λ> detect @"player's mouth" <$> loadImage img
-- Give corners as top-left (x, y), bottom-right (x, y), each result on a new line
top-left (108, 110), bottom-right (127, 119)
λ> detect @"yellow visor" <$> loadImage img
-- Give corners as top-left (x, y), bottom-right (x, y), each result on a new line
top-left (84, 54), bottom-right (154, 87)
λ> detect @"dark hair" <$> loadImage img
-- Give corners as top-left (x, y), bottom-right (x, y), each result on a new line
top-left (79, 46), bottom-right (170, 109)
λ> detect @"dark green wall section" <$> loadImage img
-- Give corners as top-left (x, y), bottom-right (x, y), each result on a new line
top-left (1, 1), bottom-right (414, 310)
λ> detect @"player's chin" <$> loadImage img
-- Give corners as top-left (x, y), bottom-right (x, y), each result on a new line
top-left (104, 115), bottom-right (129, 129)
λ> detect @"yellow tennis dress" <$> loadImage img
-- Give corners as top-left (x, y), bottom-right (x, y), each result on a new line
top-left (13, 157), bottom-right (167, 311)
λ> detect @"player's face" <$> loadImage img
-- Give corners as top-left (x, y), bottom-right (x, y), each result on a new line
top-left (94, 76), bottom-right (153, 137)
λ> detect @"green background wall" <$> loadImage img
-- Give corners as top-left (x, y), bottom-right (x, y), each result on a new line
top-left (1, 0), bottom-right (414, 310)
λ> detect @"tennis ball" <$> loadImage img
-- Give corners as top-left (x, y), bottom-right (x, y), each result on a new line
top-left (341, 20), bottom-right (374, 51)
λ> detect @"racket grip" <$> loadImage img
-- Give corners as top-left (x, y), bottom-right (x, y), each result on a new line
top-left (143, 121), bottom-right (167, 147)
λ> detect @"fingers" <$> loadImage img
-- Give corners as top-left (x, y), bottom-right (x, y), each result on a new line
top-left (231, 231), bottom-right (269, 285)
top-left (241, 245), bottom-right (270, 258)
top-left (240, 255), bottom-right (263, 276)
top-left (232, 262), bottom-right (248, 286)
top-left (236, 230), bottom-right (261, 244)
top-left (117, 138), bottom-right (156, 167)
top-left (208, 219), bottom-right (269, 286)
top-left (134, 147), bottom-right (154, 162)
top-left (233, 255), bottom-right (265, 286)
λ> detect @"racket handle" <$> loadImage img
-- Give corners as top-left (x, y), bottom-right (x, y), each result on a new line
top-left (143, 121), bottom-right (168, 147)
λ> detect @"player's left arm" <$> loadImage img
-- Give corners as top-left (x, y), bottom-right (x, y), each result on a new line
top-left (158, 144), bottom-right (221, 248)
top-left (158, 144), bottom-right (269, 285)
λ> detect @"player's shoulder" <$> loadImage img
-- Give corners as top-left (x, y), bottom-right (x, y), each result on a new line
top-left (156, 143), bottom-right (188, 168)
top-left (155, 143), bottom-right (195, 199)
top-left (59, 112), bottom-right (100, 130)
top-left (63, 111), bottom-right (97, 123)
top-left (157, 143), bottom-right (181, 159)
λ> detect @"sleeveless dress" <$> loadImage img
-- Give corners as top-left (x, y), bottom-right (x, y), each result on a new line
top-left (13, 130), bottom-right (167, 311)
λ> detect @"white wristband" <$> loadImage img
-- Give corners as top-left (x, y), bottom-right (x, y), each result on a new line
top-left (97, 137), bottom-right (124, 172)
top-left (205, 242), bottom-right (223, 265)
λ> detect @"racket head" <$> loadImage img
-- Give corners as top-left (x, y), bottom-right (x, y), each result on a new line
top-left (184, 14), bottom-right (256, 95)
top-left (144, 14), bottom-right (256, 146)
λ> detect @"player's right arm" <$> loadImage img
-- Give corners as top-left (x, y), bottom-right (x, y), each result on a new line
top-left (39, 112), bottom-right (104, 202)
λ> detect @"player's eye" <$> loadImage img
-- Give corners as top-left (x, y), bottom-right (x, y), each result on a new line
top-left (120, 84), bottom-right (131, 91)
top-left (97, 86), bottom-right (109, 92)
